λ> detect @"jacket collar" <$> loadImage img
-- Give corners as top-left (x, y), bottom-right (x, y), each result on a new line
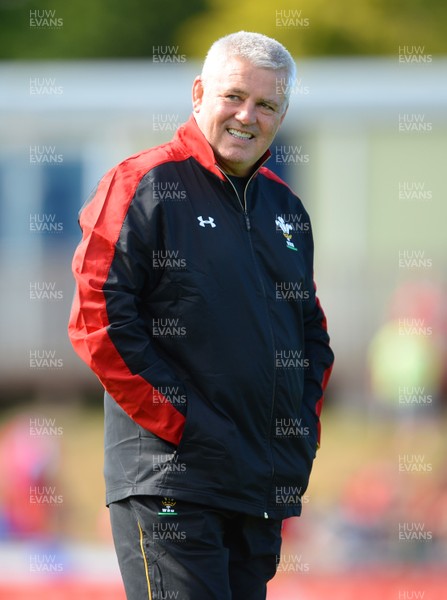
top-left (174, 114), bottom-right (271, 181)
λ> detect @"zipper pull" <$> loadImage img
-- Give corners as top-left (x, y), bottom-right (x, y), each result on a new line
top-left (244, 213), bottom-right (251, 231)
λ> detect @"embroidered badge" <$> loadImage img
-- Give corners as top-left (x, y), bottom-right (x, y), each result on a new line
top-left (158, 497), bottom-right (178, 516)
top-left (275, 216), bottom-right (297, 251)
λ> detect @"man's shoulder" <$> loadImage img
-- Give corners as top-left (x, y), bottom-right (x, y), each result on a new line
top-left (257, 166), bottom-right (310, 217)
top-left (83, 137), bottom-right (192, 215)
top-left (258, 166), bottom-right (297, 197)
top-left (110, 137), bottom-right (190, 182)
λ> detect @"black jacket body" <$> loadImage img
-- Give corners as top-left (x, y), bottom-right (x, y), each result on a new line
top-left (68, 115), bottom-right (334, 519)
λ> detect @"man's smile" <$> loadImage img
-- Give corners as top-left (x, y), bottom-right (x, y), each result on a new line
top-left (227, 128), bottom-right (255, 140)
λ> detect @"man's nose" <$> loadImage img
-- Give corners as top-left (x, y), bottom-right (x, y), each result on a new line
top-left (235, 101), bottom-right (256, 125)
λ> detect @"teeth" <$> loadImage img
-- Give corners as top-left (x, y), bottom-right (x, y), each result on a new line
top-left (228, 128), bottom-right (253, 139)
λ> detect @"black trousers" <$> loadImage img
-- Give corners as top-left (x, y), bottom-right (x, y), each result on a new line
top-left (109, 495), bottom-right (283, 600)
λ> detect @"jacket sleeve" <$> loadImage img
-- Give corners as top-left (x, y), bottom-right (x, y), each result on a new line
top-left (302, 283), bottom-right (334, 448)
top-left (68, 162), bottom-right (186, 445)
top-left (301, 222), bottom-right (334, 449)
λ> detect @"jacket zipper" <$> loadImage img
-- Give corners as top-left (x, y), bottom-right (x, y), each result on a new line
top-left (216, 163), bottom-right (277, 519)
top-left (216, 165), bottom-right (256, 231)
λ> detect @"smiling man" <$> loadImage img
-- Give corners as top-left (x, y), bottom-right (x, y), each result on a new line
top-left (193, 52), bottom-right (288, 177)
top-left (68, 31), bottom-right (334, 600)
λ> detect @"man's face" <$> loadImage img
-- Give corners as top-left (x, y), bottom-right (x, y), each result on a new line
top-left (192, 57), bottom-right (288, 177)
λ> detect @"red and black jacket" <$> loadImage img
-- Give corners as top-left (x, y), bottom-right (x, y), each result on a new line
top-left (68, 115), bottom-right (334, 519)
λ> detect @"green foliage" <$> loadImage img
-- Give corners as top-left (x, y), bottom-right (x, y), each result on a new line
top-left (0, 0), bottom-right (446, 59)
top-left (176, 0), bottom-right (447, 58)
top-left (0, 0), bottom-right (206, 59)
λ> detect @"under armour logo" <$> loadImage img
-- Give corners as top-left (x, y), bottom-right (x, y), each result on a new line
top-left (197, 216), bottom-right (216, 228)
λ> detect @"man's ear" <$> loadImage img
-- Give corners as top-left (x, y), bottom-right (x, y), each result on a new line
top-left (192, 76), bottom-right (204, 113)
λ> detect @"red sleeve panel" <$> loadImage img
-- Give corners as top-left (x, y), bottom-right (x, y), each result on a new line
top-left (68, 152), bottom-right (186, 446)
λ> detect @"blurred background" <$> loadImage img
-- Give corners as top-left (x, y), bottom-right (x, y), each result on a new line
top-left (0, 0), bottom-right (446, 598)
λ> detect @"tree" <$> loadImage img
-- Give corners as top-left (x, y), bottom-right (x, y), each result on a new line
top-left (0, 0), bottom-right (206, 59)
top-left (1, 0), bottom-right (446, 59)
top-left (176, 0), bottom-right (447, 58)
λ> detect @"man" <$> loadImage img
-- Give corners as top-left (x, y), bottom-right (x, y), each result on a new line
top-left (68, 31), bottom-right (334, 600)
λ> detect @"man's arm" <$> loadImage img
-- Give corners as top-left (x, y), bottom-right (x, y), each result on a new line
top-left (68, 163), bottom-right (186, 445)
top-left (302, 282), bottom-right (334, 448)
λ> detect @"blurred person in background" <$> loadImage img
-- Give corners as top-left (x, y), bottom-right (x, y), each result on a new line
top-left (0, 415), bottom-right (60, 539)
top-left (68, 31), bottom-right (334, 600)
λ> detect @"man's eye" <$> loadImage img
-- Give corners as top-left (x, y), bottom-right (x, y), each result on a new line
top-left (260, 102), bottom-right (274, 111)
top-left (227, 95), bottom-right (241, 101)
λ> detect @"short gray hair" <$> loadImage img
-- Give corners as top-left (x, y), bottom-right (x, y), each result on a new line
top-left (201, 31), bottom-right (297, 103)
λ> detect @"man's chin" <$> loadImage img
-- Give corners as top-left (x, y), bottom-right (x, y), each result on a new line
top-left (217, 160), bottom-right (252, 177)
top-left (215, 151), bottom-right (259, 177)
